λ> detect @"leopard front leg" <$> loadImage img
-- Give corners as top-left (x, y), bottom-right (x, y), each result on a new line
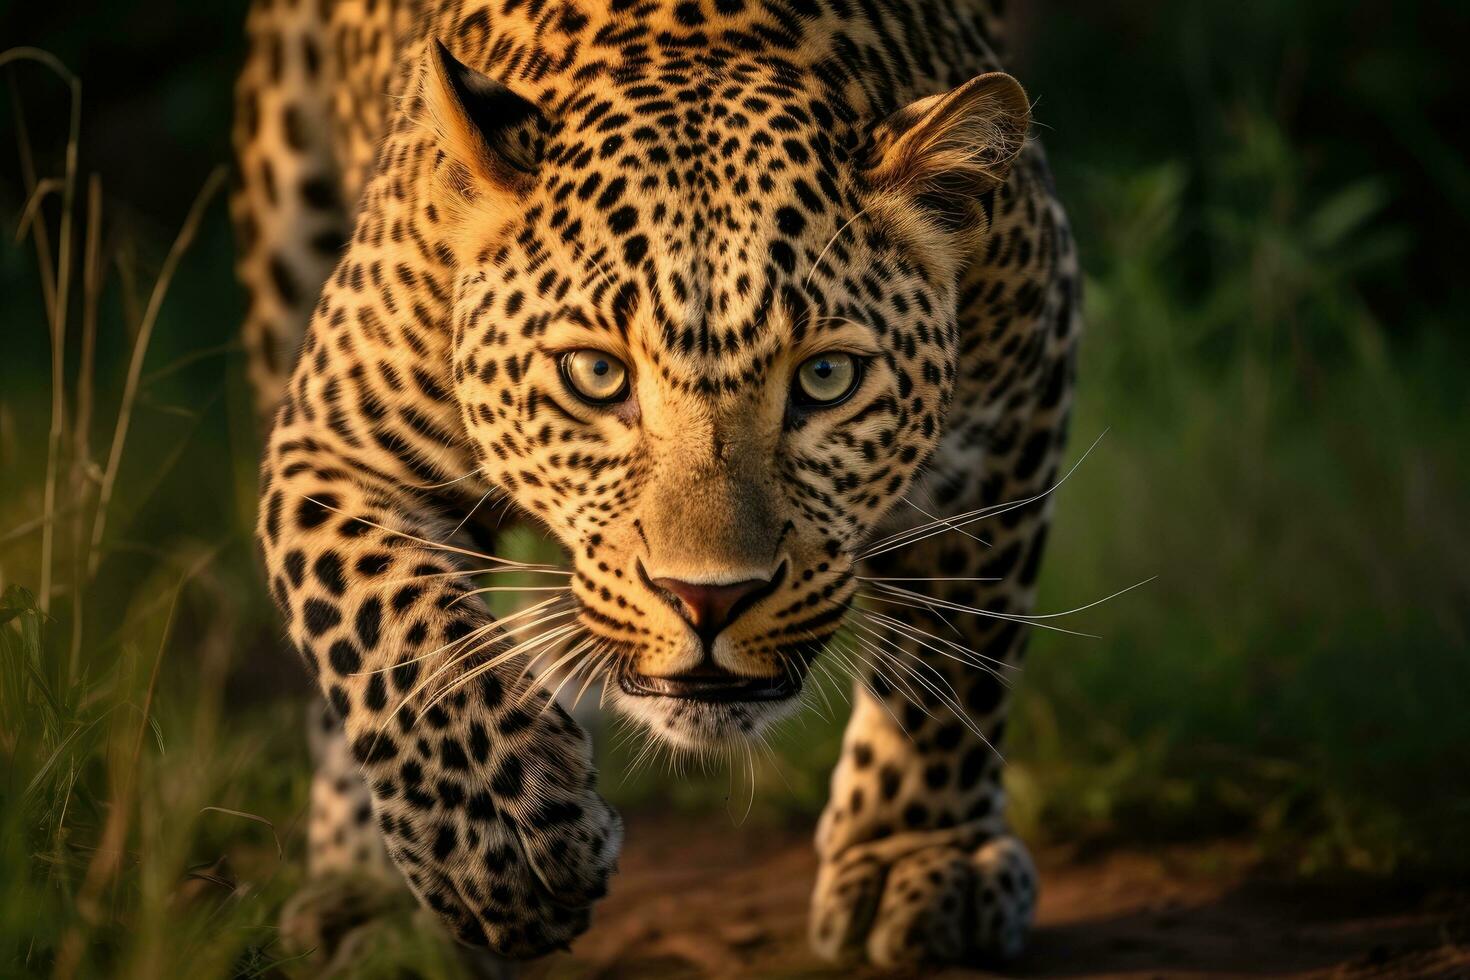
top-left (809, 598), bottom-right (1042, 967)
top-left (810, 363), bottom-right (1073, 967)
top-left (260, 437), bottom-right (621, 957)
top-left (807, 134), bottom-right (1082, 966)
top-left (810, 510), bottom-right (1053, 966)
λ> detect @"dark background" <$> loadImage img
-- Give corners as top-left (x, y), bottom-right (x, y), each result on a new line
top-left (3, 2), bottom-right (1468, 976)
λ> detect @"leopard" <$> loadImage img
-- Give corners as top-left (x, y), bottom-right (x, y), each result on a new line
top-left (234, 0), bottom-right (1079, 967)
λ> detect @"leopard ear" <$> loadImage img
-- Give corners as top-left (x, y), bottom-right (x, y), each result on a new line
top-left (424, 39), bottom-right (547, 192)
top-left (865, 72), bottom-right (1030, 237)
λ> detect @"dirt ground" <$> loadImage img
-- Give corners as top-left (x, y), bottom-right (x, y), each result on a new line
top-left (532, 815), bottom-right (1470, 980)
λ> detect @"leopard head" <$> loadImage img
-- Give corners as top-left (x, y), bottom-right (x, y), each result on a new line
top-left (425, 40), bottom-right (1029, 748)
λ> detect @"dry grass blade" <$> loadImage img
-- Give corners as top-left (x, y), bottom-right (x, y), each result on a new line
top-left (69, 173), bottom-right (104, 679)
top-left (198, 806), bottom-right (283, 860)
top-left (86, 166), bottom-right (227, 577)
top-left (6, 80), bottom-right (57, 320)
top-left (3, 47), bottom-right (81, 617)
top-left (14, 176), bottom-right (65, 241)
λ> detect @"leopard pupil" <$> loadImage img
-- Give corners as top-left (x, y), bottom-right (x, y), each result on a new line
top-left (593, 360), bottom-right (608, 376)
top-left (815, 361), bottom-right (832, 378)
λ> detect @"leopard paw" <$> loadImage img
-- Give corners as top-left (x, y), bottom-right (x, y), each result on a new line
top-left (809, 832), bottom-right (1037, 967)
top-left (376, 699), bottom-right (623, 958)
top-left (279, 872), bottom-right (412, 968)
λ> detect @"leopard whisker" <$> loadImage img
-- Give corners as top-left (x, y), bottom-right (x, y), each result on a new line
top-left (811, 656), bottom-right (852, 707)
top-left (530, 634), bottom-right (600, 710)
top-left (388, 602), bottom-right (576, 714)
top-left (836, 635), bottom-right (956, 743)
top-left (901, 496), bottom-right (990, 549)
top-left (351, 599), bottom-right (572, 770)
top-left (352, 602), bottom-right (570, 768)
top-left (360, 594), bottom-right (571, 676)
top-left (804, 207), bottom-right (869, 289)
top-left (546, 637), bottom-right (602, 708)
top-left (983, 576), bottom-right (1157, 620)
top-left (608, 711), bottom-right (644, 756)
top-left (755, 732), bottom-right (794, 797)
top-left (448, 585), bottom-right (572, 607)
top-left (857, 576), bottom-right (1001, 583)
top-left (570, 643), bottom-right (614, 712)
top-left (458, 608), bottom-right (578, 676)
top-left (795, 657), bottom-right (836, 723)
top-left (425, 622), bottom-right (581, 720)
top-left (859, 586), bottom-right (1099, 639)
top-left (620, 723), bottom-right (663, 786)
top-left (740, 738), bottom-right (757, 825)
top-left (854, 604), bottom-right (999, 669)
top-left (825, 640), bottom-right (917, 745)
top-left (403, 467), bottom-right (487, 491)
top-left (870, 577), bottom-right (1153, 627)
top-left (599, 656), bottom-right (617, 710)
top-left (719, 739), bottom-right (758, 827)
top-left (859, 585), bottom-right (969, 639)
top-left (301, 494), bottom-right (559, 570)
top-left (402, 620), bottom-right (571, 723)
top-left (447, 482), bottom-right (507, 540)
top-left (844, 631), bottom-right (947, 726)
top-left (498, 618), bottom-right (582, 681)
top-left (863, 441), bottom-right (1099, 557)
top-left (566, 236), bottom-right (618, 292)
top-left (847, 633), bottom-right (1001, 761)
top-left (849, 615), bottom-right (1012, 687)
top-left (859, 428), bottom-right (1107, 560)
top-left (859, 607), bottom-right (1019, 674)
top-left (777, 651), bottom-right (803, 695)
top-left (848, 628), bottom-right (995, 744)
top-left (381, 567), bottom-right (572, 586)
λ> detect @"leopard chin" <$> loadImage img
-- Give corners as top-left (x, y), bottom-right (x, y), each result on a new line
top-left (606, 682), bottom-right (806, 751)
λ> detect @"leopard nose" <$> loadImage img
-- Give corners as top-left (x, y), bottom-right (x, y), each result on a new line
top-left (651, 572), bottom-right (778, 642)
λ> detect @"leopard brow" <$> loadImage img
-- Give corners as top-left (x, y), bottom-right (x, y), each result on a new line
top-left (800, 315), bottom-right (882, 355)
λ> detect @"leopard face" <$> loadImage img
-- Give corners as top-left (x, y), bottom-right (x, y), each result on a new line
top-left (430, 44), bottom-right (1030, 748)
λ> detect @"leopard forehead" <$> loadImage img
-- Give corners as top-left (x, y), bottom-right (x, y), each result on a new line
top-left (446, 65), bottom-right (954, 387)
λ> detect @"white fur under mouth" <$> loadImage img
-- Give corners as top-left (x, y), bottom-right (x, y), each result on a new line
top-left (605, 681), bottom-right (805, 750)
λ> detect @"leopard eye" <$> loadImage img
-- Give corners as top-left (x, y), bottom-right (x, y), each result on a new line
top-left (794, 351), bottom-right (861, 407)
top-left (561, 349), bottom-right (629, 405)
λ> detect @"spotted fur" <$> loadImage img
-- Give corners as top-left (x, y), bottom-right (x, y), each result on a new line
top-left (235, 0), bottom-right (1078, 965)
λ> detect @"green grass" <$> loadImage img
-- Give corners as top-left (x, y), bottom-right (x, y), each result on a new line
top-left (1009, 158), bottom-right (1470, 873)
top-left (4, 3), bottom-right (1470, 975)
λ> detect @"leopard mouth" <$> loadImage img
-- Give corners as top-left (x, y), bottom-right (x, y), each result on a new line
top-left (616, 662), bottom-right (798, 703)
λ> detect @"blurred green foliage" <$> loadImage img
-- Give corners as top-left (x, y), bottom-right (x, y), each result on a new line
top-left (2, 1), bottom-right (1468, 976)
top-left (1000, 3), bottom-right (1470, 874)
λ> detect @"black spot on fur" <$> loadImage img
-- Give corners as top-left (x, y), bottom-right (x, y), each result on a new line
top-left (355, 597), bottom-right (382, 649)
top-left (303, 599), bottom-right (342, 636)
